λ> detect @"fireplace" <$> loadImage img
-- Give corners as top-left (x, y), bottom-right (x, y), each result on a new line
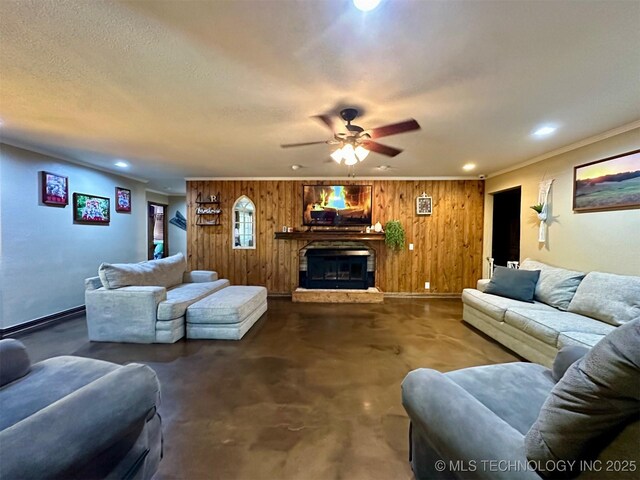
top-left (303, 247), bottom-right (372, 290)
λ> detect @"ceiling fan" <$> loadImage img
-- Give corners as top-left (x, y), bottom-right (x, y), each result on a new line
top-left (281, 108), bottom-right (421, 166)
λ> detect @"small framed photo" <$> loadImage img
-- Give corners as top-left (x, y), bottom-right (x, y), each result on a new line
top-left (73, 193), bottom-right (110, 224)
top-left (115, 187), bottom-right (132, 213)
top-left (573, 149), bottom-right (640, 213)
top-left (41, 171), bottom-right (69, 206)
top-left (416, 194), bottom-right (432, 215)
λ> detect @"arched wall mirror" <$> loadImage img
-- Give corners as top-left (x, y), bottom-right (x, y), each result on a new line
top-left (232, 196), bottom-right (256, 249)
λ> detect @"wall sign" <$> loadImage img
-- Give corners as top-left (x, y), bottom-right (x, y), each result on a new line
top-left (416, 193), bottom-right (432, 215)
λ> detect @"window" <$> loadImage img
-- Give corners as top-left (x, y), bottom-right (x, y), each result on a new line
top-left (232, 196), bottom-right (255, 249)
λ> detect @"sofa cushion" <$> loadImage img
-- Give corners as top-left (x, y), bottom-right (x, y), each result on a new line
top-left (557, 331), bottom-right (607, 350)
top-left (0, 356), bottom-right (119, 430)
top-left (484, 266), bottom-right (540, 302)
top-left (157, 279), bottom-right (230, 321)
top-left (462, 288), bottom-right (555, 322)
top-left (99, 253), bottom-right (187, 290)
top-left (0, 340), bottom-right (31, 387)
top-left (504, 308), bottom-right (615, 346)
top-left (187, 286), bottom-right (267, 324)
top-left (568, 272), bottom-right (640, 326)
top-left (525, 319), bottom-right (640, 468)
top-left (446, 362), bottom-right (554, 435)
top-left (520, 258), bottom-right (585, 310)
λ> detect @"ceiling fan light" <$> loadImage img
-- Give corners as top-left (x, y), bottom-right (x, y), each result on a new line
top-left (342, 144), bottom-right (356, 165)
top-left (330, 148), bottom-right (343, 164)
top-left (355, 145), bottom-right (369, 161)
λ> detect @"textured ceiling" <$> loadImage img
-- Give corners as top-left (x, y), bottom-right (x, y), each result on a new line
top-left (1, 0), bottom-right (639, 193)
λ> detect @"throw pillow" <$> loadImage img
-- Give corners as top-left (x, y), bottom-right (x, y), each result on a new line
top-left (484, 266), bottom-right (540, 303)
top-left (520, 258), bottom-right (586, 310)
top-left (525, 319), bottom-right (640, 475)
top-left (551, 346), bottom-right (589, 382)
top-left (99, 252), bottom-right (187, 289)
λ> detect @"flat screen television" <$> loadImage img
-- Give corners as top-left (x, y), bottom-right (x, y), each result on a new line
top-left (303, 185), bottom-right (372, 226)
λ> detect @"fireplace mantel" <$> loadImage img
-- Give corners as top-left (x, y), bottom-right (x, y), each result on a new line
top-left (274, 231), bottom-right (385, 241)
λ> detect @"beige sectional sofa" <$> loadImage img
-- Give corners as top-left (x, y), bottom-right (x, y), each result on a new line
top-left (462, 259), bottom-right (640, 367)
top-left (85, 253), bottom-right (229, 343)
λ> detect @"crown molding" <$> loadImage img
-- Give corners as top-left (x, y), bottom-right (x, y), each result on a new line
top-left (184, 176), bottom-right (478, 181)
top-left (1, 140), bottom-right (150, 184)
top-left (487, 119), bottom-right (640, 178)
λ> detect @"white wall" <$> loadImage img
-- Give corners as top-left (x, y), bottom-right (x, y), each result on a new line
top-left (167, 196), bottom-right (187, 256)
top-left (146, 191), bottom-right (169, 205)
top-left (483, 128), bottom-right (640, 277)
top-left (0, 144), bottom-right (148, 329)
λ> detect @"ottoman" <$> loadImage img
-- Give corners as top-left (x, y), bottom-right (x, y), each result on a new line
top-left (186, 286), bottom-right (268, 340)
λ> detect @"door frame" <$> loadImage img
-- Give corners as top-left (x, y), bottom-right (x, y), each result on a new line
top-left (148, 201), bottom-right (169, 260)
top-left (490, 186), bottom-right (521, 270)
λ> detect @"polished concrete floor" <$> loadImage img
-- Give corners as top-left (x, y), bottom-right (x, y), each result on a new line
top-left (17, 297), bottom-right (519, 480)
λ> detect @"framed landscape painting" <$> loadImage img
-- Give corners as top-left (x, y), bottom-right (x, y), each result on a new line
top-left (73, 193), bottom-right (110, 224)
top-left (115, 187), bottom-right (132, 213)
top-left (41, 171), bottom-right (69, 206)
top-left (573, 149), bottom-right (640, 213)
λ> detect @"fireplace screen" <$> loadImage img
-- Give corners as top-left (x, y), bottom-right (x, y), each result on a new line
top-left (305, 248), bottom-right (369, 289)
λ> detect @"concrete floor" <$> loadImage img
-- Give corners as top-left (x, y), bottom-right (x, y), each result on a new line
top-left (16, 297), bottom-right (519, 480)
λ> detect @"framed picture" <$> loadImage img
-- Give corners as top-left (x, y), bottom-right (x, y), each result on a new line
top-left (115, 187), bottom-right (132, 213)
top-left (41, 171), bottom-right (69, 206)
top-left (573, 149), bottom-right (640, 213)
top-left (73, 193), bottom-right (110, 224)
top-left (416, 194), bottom-right (432, 215)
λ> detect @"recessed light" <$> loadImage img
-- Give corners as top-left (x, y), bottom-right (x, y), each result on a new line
top-left (291, 164), bottom-right (302, 170)
top-left (353, 0), bottom-right (381, 12)
top-left (114, 161), bottom-right (129, 168)
top-left (377, 165), bottom-right (390, 171)
top-left (532, 126), bottom-right (557, 137)
top-left (463, 163), bottom-right (476, 171)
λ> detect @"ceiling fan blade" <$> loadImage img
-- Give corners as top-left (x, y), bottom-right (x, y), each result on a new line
top-left (280, 141), bottom-right (328, 148)
top-left (313, 114), bottom-right (336, 131)
top-left (367, 119), bottom-right (421, 139)
top-left (360, 140), bottom-right (403, 157)
top-left (312, 114), bottom-right (348, 135)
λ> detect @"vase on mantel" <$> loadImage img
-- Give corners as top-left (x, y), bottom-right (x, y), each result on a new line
top-left (374, 222), bottom-right (383, 232)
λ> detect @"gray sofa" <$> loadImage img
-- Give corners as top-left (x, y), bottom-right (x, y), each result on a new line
top-left (85, 253), bottom-right (229, 343)
top-left (402, 320), bottom-right (640, 480)
top-left (0, 338), bottom-right (162, 479)
top-left (462, 259), bottom-right (640, 367)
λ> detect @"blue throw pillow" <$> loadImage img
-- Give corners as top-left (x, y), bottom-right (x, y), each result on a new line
top-left (484, 266), bottom-right (540, 302)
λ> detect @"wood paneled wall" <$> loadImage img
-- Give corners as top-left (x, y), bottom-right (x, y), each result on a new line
top-left (187, 180), bottom-right (484, 294)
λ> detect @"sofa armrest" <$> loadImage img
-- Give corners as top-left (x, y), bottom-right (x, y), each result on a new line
top-left (476, 279), bottom-right (491, 292)
top-left (0, 363), bottom-right (160, 480)
top-left (402, 369), bottom-right (538, 480)
top-left (85, 286), bottom-right (166, 343)
top-left (84, 276), bottom-right (103, 291)
top-left (0, 339), bottom-right (31, 387)
top-left (183, 270), bottom-right (219, 283)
